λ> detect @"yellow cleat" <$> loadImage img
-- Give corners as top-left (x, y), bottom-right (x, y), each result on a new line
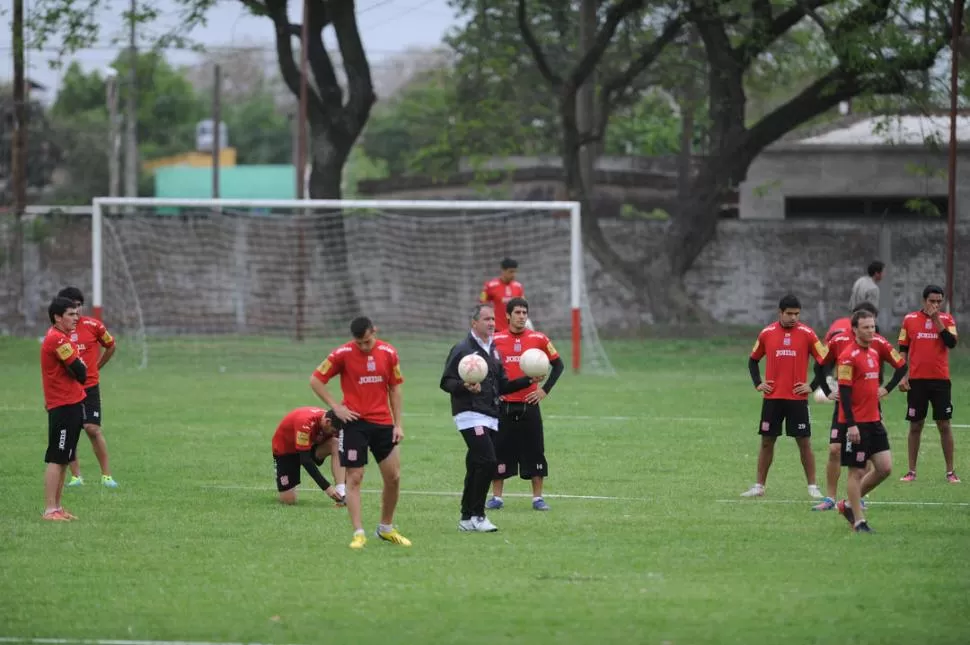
top-left (375, 527), bottom-right (412, 547)
top-left (349, 532), bottom-right (367, 550)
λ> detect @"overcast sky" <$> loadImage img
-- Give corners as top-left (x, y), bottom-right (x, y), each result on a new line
top-left (0, 0), bottom-right (460, 98)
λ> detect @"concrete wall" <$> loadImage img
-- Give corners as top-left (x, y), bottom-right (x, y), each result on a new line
top-left (741, 145), bottom-right (970, 221)
top-left (2, 210), bottom-right (965, 338)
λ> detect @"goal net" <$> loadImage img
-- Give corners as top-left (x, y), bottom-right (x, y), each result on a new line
top-left (90, 198), bottom-right (615, 375)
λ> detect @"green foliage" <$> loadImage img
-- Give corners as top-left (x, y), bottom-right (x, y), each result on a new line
top-left (342, 146), bottom-right (390, 197)
top-left (219, 91), bottom-right (293, 166)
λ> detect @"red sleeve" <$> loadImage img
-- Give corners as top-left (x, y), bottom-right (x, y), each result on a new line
top-left (837, 354), bottom-right (855, 386)
top-left (898, 319), bottom-right (910, 348)
top-left (313, 351), bottom-right (343, 384)
top-left (943, 314), bottom-right (958, 337)
top-left (46, 333), bottom-right (80, 365)
top-left (96, 321), bottom-right (116, 348)
top-left (750, 331), bottom-right (766, 361)
top-left (479, 282), bottom-right (490, 303)
top-left (875, 338), bottom-right (906, 369)
top-left (822, 338), bottom-right (839, 366)
top-left (294, 415), bottom-right (316, 452)
top-left (389, 351), bottom-right (404, 386)
top-left (538, 333), bottom-right (560, 361)
top-left (808, 330), bottom-right (829, 363)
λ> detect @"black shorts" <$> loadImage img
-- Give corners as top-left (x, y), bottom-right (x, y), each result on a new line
top-left (338, 420), bottom-right (396, 468)
top-left (46, 403), bottom-right (84, 465)
top-left (82, 384), bottom-right (102, 427)
top-left (273, 453), bottom-right (302, 492)
top-left (906, 379), bottom-right (953, 422)
top-left (829, 405), bottom-right (846, 445)
top-left (494, 402), bottom-right (548, 480)
top-left (758, 399), bottom-right (811, 438)
top-left (842, 421), bottom-right (891, 468)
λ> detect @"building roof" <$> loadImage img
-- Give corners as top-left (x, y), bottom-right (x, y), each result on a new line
top-left (796, 115), bottom-right (970, 145)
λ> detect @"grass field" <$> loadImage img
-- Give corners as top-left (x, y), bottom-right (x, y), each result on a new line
top-left (1, 333), bottom-right (968, 645)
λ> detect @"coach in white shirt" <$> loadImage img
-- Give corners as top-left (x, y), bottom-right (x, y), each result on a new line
top-left (850, 260), bottom-right (885, 312)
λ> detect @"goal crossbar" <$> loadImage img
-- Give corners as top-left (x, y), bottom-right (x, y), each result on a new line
top-left (91, 197), bottom-right (586, 372)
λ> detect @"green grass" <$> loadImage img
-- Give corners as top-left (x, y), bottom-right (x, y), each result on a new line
top-left (1, 334), bottom-right (969, 645)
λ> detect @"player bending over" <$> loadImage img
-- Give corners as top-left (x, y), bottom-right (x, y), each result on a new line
top-left (272, 407), bottom-right (346, 505)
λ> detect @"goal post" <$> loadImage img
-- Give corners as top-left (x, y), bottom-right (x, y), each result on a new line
top-left (90, 197), bottom-right (613, 374)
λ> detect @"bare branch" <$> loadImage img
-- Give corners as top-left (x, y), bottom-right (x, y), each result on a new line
top-left (516, 0), bottom-right (562, 88)
top-left (569, 0), bottom-right (649, 91)
top-left (738, 0), bottom-right (839, 65)
top-left (601, 16), bottom-right (685, 100)
top-left (264, 0), bottom-right (324, 115)
top-left (306, 0), bottom-right (342, 113)
top-left (329, 0), bottom-right (376, 141)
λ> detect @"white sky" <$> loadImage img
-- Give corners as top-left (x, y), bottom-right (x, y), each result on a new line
top-left (0, 0), bottom-right (459, 97)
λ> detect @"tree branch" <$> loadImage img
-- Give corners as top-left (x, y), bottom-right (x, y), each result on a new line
top-left (329, 0), bottom-right (376, 143)
top-left (306, 0), bottom-right (342, 115)
top-left (601, 16), bottom-right (685, 101)
top-left (568, 0), bottom-right (649, 91)
top-left (264, 0), bottom-right (323, 115)
top-left (516, 0), bottom-right (562, 88)
top-left (738, 0), bottom-right (839, 65)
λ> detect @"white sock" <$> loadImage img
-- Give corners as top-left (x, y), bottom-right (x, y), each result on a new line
top-left (335, 483), bottom-right (346, 497)
top-left (378, 523), bottom-right (394, 533)
top-left (533, 496), bottom-right (543, 502)
top-left (353, 528), bottom-right (365, 536)
top-left (492, 495), bottom-right (503, 502)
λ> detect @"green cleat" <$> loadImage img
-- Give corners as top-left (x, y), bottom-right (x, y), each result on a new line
top-left (66, 476), bottom-right (84, 488)
top-left (101, 475), bottom-right (120, 488)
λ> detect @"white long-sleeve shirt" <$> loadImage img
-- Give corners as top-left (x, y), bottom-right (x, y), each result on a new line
top-left (849, 275), bottom-right (880, 311)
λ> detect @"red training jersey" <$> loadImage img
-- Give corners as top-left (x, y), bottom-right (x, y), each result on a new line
top-left (825, 317), bottom-right (852, 344)
top-left (898, 310), bottom-right (958, 380)
top-left (480, 278), bottom-right (524, 332)
top-left (750, 322), bottom-right (828, 400)
top-left (271, 407), bottom-right (333, 456)
top-left (312, 340), bottom-right (404, 425)
top-left (825, 332), bottom-right (898, 367)
top-left (40, 326), bottom-right (86, 410)
top-left (493, 329), bottom-right (560, 403)
top-left (71, 315), bottom-right (115, 388)
top-left (837, 341), bottom-right (906, 424)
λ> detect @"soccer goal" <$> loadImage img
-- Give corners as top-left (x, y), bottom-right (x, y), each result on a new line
top-left (89, 197), bottom-right (615, 375)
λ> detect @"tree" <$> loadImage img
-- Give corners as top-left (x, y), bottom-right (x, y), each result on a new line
top-left (504, 0), bottom-right (956, 321)
top-left (0, 85), bottom-right (62, 201)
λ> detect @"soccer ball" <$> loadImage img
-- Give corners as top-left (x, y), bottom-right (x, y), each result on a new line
top-left (458, 354), bottom-right (488, 384)
top-left (520, 348), bottom-right (550, 378)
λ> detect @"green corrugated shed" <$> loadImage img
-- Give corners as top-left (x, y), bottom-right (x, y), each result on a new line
top-left (155, 166), bottom-right (297, 199)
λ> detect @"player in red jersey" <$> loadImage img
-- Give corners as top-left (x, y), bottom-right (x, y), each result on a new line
top-left (40, 297), bottom-right (88, 521)
top-left (897, 284), bottom-right (960, 483)
top-left (480, 257), bottom-right (524, 333)
top-left (57, 287), bottom-right (119, 489)
top-left (742, 294), bottom-right (829, 499)
top-left (835, 309), bottom-right (908, 532)
top-left (812, 304), bottom-right (891, 510)
top-left (271, 407), bottom-right (346, 505)
top-left (487, 298), bottom-right (565, 511)
top-left (310, 316), bottom-right (411, 549)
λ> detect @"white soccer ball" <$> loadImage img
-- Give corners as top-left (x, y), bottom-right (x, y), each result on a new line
top-left (520, 348), bottom-right (550, 378)
top-left (458, 353), bottom-right (488, 384)
top-left (813, 388), bottom-right (828, 403)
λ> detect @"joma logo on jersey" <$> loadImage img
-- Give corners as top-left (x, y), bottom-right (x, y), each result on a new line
top-left (358, 375), bottom-right (385, 384)
top-left (916, 332), bottom-right (939, 340)
top-left (775, 349), bottom-right (798, 357)
top-left (864, 372), bottom-right (879, 380)
top-left (505, 355), bottom-right (521, 363)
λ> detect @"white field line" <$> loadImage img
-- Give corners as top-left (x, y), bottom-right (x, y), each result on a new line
top-left (203, 484), bottom-right (969, 507)
top-left (0, 639), bottom-right (303, 645)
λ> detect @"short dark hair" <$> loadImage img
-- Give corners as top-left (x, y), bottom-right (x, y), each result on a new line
top-left (48, 296), bottom-right (77, 324)
top-left (506, 296), bottom-right (529, 316)
top-left (852, 301), bottom-right (879, 317)
top-left (778, 294), bottom-right (801, 311)
top-left (471, 303), bottom-right (492, 320)
top-left (851, 309), bottom-right (875, 328)
top-left (922, 284), bottom-right (944, 300)
top-left (57, 286), bottom-right (85, 305)
top-left (324, 408), bottom-right (344, 432)
top-left (350, 316), bottom-right (374, 339)
top-left (867, 261), bottom-right (885, 277)
top-left (500, 257), bottom-right (518, 270)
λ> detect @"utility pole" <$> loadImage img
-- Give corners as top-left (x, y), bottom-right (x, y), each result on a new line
top-left (11, 0), bottom-right (27, 332)
top-left (577, 0), bottom-right (596, 195)
top-left (124, 0), bottom-right (139, 198)
top-left (212, 64), bottom-right (221, 198)
top-left (106, 70), bottom-right (120, 197)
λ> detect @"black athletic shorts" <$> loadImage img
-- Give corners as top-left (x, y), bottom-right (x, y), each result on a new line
top-left (273, 453), bottom-right (302, 492)
top-left (842, 421), bottom-right (891, 468)
top-left (46, 402), bottom-right (84, 465)
top-left (829, 405), bottom-right (846, 445)
top-left (494, 402), bottom-right (548, 480)
top-left (338, 420), bottom-right (396, 468)
top-left (82, 384), bottom-right (102, 426)
top-left (906, 379), bottom-right (953, 422)
top-left (758, 399), bottom-right (811, 438)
